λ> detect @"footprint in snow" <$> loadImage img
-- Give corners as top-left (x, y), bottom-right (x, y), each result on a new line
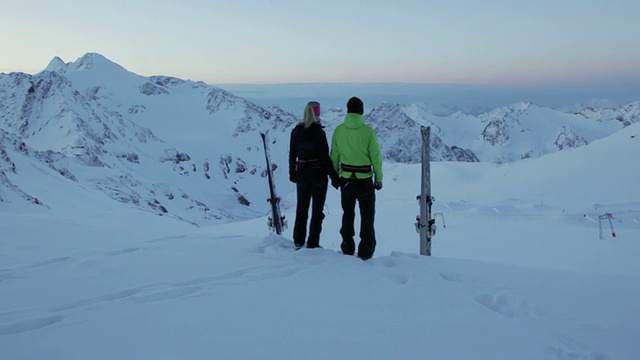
top-left (475, 290), bottom-right (538, 318)
top-left (438, 271), bottom-right (467, 283)
top-left (546, 334), bottom-right (615, 360)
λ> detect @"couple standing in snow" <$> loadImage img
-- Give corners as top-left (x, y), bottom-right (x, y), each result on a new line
top-left (288, 97), bottom-right (383, 260)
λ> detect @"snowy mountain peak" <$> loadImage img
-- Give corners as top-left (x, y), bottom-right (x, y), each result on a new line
top-left (509, 101), bottom-right (534, 111)
top-left (364, 102), bottom-right (479, 163)
top-left (482, 101), bottom-right (533, 123)
top-left (42, 53), bottom-right (130, 77)
top-left (68, 52), bottom-right (127, 73)
top-left (0, 54), bottom-right (304, 225)
top-left (43, 56), bottom-right (66, 72)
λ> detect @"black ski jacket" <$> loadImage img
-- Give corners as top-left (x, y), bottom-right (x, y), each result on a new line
top-left (289, 122), bottom-right (338, 183)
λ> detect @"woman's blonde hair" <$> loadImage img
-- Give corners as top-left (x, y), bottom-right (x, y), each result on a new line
top-left (301, 101), bottom-right (320, 128)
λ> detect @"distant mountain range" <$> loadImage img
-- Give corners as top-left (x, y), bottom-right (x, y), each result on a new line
top-left (1, 52), bottom-right (638, 225)
top-left (366, 100), bottom-right (638, 163)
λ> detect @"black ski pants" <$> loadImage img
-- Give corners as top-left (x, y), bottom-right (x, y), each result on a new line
top-left (293, 168), bottom-right (328, 248)
top-left (340, 177), bottom-right (376, 259)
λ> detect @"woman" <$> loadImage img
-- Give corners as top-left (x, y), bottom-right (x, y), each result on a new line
top-left (288, 101), bottom-right (339, 249)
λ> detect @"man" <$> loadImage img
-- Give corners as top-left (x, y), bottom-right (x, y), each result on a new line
top-left (330, 97), bottom-right (383, 260)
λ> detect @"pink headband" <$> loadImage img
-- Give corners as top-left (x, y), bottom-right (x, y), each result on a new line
top-left (313, 103), bottom-right (321, 117)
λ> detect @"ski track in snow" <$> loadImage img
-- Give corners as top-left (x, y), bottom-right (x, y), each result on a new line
top-left (0, 237), bottom-right (316, 336)
top-left (0, 269), bottom-right (20, 283)
top-left (144, 235), bottom-right (188, 243)
top-left (0, 315), bottom-right (65, 336)
top-left (23, 256), bottom-right (73, 269)
top-left (1, 242), bottom-right (395, 335)
top-left (103, 247), bottom-right (141, 256)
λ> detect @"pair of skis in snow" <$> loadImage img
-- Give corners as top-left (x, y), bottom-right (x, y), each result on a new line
top-left (260, 132), bottom-right (286, 235)
top-left (261, 127), bottom-right (435, 256)
top-left (416, 126), bottom-right (436, 256)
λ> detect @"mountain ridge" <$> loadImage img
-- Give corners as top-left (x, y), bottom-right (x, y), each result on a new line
top-left (1, 52), bottom-right (638, 225)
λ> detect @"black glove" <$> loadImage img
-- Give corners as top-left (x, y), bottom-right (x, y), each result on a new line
top-left (373, 181), bottom-right (383, 190)
top-left (289, 173), bottom-right (296, 183)
top-left (331, 177), bottom-right (342, 189)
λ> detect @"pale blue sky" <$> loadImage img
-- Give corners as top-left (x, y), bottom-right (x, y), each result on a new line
top-left (1, 0), bottom-right (639, 86)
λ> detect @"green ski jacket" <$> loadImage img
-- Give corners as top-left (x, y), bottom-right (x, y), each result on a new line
top-left (330, 113), bottom-right (383, 182)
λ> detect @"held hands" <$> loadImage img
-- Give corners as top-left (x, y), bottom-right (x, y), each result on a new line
top-left (373, 181), bottom-right (383, 191)
top-left (331, 177), bottom-right (342, 189)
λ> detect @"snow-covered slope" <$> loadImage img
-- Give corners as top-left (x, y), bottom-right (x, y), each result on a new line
top-left (1, 120), bottom-right (638, 359)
